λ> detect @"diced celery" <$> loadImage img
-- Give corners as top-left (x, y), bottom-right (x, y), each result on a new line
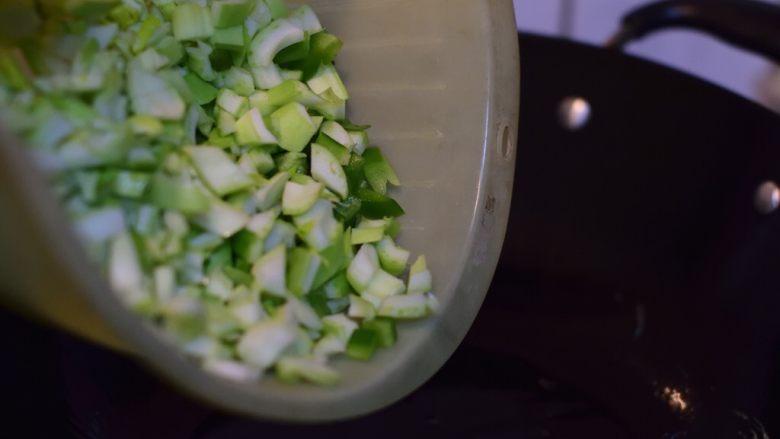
top-left (211, 0), bottom-right (254, 28)
top-left (375, 237), bottom-right (410, 276)
top-left (155, 36), bottom-right (184, 66)
top-left (322, 314), bottom-right (357, 343)
top-left (407, 255), bottom-right (433, 294)
top-left (251, 64), bottom-right (285, 90)
top-left (74, 207), bottom-right (126, 244)
top-left (246, 206), bottom-right (280, 238)
top-left (347, 244), bottom-right (379, 293)
top-left (133, 15), bottom-right (162, 54)
top-left (249, 90), bottom-right (276, 115)
top-left (276, 356), bottom-right (338, 385)
top-left (113, 171), bottom-right (151, 198)
top-left (235, 107), bottom-right (278, 146)
top-left (249, 18), bottom-right (303, 67)
top-left (232, 229), bottom-right (263, 262)
top-left (288, 297), bottom-right (322, 330)
top-left (186, 145), bottom-right (253, 196)
top-left (264, 0), bottom-right (288, 19)
top-left (172, 4), bottom-right (214, 41)
top-left (365, 269), bottom-right (405, 300)
top-left (350, 227), bottom-right (384, 245)
top-left (263, 220), bottom-right (296, 251)
top-left (212, 25), bottom-right (246, 51)
top-left (378, 294), bottom-right (430, 320)
top-left (186, 42), bottom-right (217, 81)
top-left (288, 5), bottom-right (322, 33)
top-left (307, 63), bottom-right (348, 100)
top-left (222, 66), bottom-right (255, 96)
top-left (270, 102), bottom-right (317, 152)
top-left (237, 306), bottom-right (297, 369)
top-left (287, 248), bottom-right (321, 297)
top-left (184, 72), bottom-right (219, 105)
top-left (217, 109), bottom-right (237, 135)
top-left (193, 200), bottom-right (250, 238)
top-left (348, 295), bottom-right (375, 320)
top-left (128, 66), bottom-right (185, 120)
top-left (282, 180), bottom-right (322, 215)
top-left (310, 143), bottom-right (348, 199)
top-left (320, 121), bottom-right (354, 149)
top-left (254, 171), bottom-right (289, 210)
top-left (149, 173), bottom-right (211, 214)
top-left (252, 244), bottom-right (286, 297)
top-left (216, 88), bottom-right (248, 116)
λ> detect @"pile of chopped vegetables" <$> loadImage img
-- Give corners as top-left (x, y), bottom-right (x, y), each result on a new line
top-left (0, 0), bottom-right (436, 385)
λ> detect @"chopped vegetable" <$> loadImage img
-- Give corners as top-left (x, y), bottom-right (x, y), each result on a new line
top-left (2, 0), bottom-right (435, 387)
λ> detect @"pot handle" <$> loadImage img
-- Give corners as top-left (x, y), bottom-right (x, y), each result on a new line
top-left (605, 0), bottom-right (780, 63)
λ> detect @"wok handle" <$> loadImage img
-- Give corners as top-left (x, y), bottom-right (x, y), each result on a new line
top-left (605, 0), bottom-right (780, 63)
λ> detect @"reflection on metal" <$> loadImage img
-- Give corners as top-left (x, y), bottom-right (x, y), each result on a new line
top-left (754, 181), bottom-right (780, 214)
top-left (663, 387), bottom-right (688, 412)
top-left (559, 96), bottom-right (591, 131)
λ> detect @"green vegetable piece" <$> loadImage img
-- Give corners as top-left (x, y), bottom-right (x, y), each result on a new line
top-left (270, 102), bottom-right (317, 153)
top-left (205, 243), bottom-right (233, 274)
top-left (351, 227), bottom-right (384, 245)
top-left (377, 294), bottom-right (430, 320)
top-left (232, 229), bottom-right (265, 263)
top-left (306, 289), bottom-right (331, 317)
top-left (249, 90), bottom-right (276, 115)
top-left (113, 171), bottom-right (150, 199)
top-left (211, 0), bottom-right (254, 28)
top-left (235, 107), bottom-right (278, 146)
top-left (250, 18), bottom-right (303, 67)
top-left (216, 88), bottom-right (248, 117)
top-left (310, 143), bottom-right (348, 199)
top-left (275, 151), bottom-right (308, 175)
top-left (184, 72), bottom-right (219, 105)
top-left (212, 25), bottom-right (246, 51)
top-left (282, 180), bottom-right (322, 216)
top-left (314, 132), bottom-right (350, 166)
top-left (362, 318), bottom-right (396, 348)
top-left (348, 294), bottom-right (375, 320)
top-left (287, 247), bottom-right (321, 297)
top-left (356, 188), bottom-right (405, 219)
top-left (273, 33), bottom-right (310, 64)
top-left (128, 67), bottom-right (186, 121)
top-left (407, 255), bottom-right (433, 294)
top-left (375, 237), bottom-right (410, 276)
top-left (363, 147), bottom-right (400, 195)
top-left (254, 171), bottom-right (289, 210)
top-left (222, 66), bottom-right (255, 96)
top-left (154, 37), bottom-right (184, 66)
top-left (347, 244), bottom-right (379, 293)
top-left (276, 356), bottom-right (339, 386)
top-left (323, 272), bottom-right (351, 299)
top-left (193, 201), bottom-right (250, 239)
top-left (186, 42), bottom-right (216, 81)
top-left (186, 146), bottom-right (253, 196)
top-left (133, 15), bottom-right (161, 54)
top-left (264, 0), bottom-right (288, 19)
top-left (261, 296), bottom-right (286, 315)
top-left (149, 173), bottom-right (210, 214)
top-left (252, 244), bottom-right (286, 297)
top-left (172, 4), bottom-right (214, 41)
top-left (281, 31), bottom-right (342, 81)
top-left (346, 328), bottom-right (378, 361)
